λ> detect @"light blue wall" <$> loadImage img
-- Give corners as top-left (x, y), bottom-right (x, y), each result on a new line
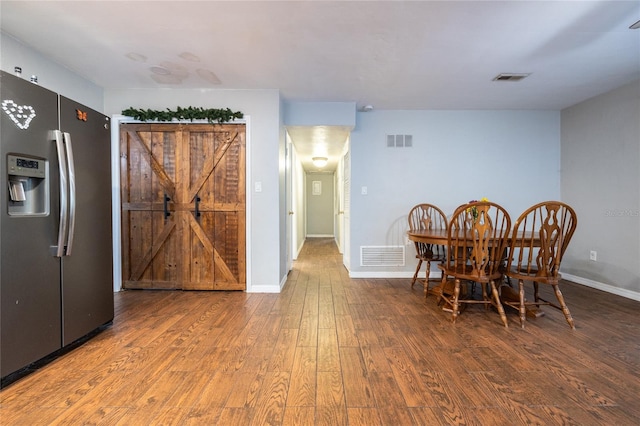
top-left (349, 109), bottom-right (560, 275)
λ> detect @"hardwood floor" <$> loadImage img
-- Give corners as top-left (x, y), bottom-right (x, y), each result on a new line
top-left (2, 237), bottom-right (640, 425)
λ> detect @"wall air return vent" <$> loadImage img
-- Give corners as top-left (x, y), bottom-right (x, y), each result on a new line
top-left (386, 134), bottom-right (413, 148)
top-left (492, 73), bottom-right (530, 82)
top-left (360, 246), bottom-right (405, 267)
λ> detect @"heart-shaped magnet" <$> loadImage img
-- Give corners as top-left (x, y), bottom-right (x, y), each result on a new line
top-left (2, 100), bottom-right (37, 130)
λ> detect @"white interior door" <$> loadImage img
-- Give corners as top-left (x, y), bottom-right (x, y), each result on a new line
top-left (285, 138), bottom-right (293, 272)
top-left (335, 159), bottom-right (344, 253)
top-left (342, 149), bottom-right (351, 270)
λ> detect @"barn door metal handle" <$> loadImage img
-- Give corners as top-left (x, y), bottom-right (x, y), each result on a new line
top-left (195, 195), bottom-right (201, 217)
top-left (163, 193), bottom-right (171, 219)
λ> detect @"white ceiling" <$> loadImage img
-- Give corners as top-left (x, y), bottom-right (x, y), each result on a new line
top-left (2, 0), bottom-right (639, 170)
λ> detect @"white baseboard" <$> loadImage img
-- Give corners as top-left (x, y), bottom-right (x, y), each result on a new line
top-left (561, 273), bottom-right (640, 302)
top-left (247, 284), bottom-right (282, 293)
top-left (349, 271), bottom-right (418, 279)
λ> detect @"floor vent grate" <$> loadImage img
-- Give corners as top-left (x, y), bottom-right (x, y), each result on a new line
top-left (360, 246), bottom-right (405, 267)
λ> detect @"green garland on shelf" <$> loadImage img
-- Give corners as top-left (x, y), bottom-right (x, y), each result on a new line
top-left (121, 106), bottom-right (244, 123)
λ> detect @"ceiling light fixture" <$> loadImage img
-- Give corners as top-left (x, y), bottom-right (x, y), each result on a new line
top-left (312, 157), bottom-right (328, 168)
top-left (630, 19), bottom-right (640, 29)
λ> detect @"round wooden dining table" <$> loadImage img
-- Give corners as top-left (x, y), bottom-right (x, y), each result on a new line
top-left (406, 228), bottom-right (448, 245)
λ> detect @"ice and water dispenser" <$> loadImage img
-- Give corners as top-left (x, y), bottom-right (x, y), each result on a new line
top-left (6, 154), bottom-right (49, 216)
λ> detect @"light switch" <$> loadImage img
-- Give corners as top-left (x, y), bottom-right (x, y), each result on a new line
top-left (255, 181), bottom-right (262, 192)
top-left (361, 186), bottom-right (368, 195)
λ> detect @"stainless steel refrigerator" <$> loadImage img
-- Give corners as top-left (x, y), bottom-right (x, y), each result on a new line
top-left (1, 70), bottom-right (113, 384)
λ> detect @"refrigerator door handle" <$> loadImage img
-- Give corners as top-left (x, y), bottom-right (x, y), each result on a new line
top-left (63, 132), bottom-right (76, 256)
top-left (52, 130), bottom-right (68, 258)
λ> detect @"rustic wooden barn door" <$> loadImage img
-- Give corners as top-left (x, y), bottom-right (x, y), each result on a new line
top-left (182, 124), bottom-right (246, 290)
top-left (120, 124), bottom-right (179, 289)
top-left (120, 123), bottom-right (245, 290)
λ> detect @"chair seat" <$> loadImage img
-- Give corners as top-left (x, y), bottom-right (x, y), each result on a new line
top-left (506, 267), bottom-right (561, 286)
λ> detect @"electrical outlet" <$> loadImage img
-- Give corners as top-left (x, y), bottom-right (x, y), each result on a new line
top-left (589, 250), bottom-right (597, 261)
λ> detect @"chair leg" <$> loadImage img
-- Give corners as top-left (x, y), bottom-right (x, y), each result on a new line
top-left (517, 279), bottom-right (526, 329)
top-left (411, 259), bottom-right (423, 288)
top-left (451, 278), bottom-right (461, 324)
top-left (552, 284), bottom-right (575, 330)
top-left (533, 282), bottom-right (540, 307)
top-left (437, 273), bottom-right (447, 306)
top-left (490, 280), bottom-right (509, 328)
top-left (424, 261), bottom-right (431, 298)
top-left (481, 283), bottom-right (489, 309)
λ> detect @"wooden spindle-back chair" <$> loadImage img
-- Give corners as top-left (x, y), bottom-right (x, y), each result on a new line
top-left (438, 201), bottom-right (511, 327)
top-left (407, 203), bottom-right (448, 297)
top-left (504, 201), bottom-right (577, 329)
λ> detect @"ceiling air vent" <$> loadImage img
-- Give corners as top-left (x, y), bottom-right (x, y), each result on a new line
top-left (492, 73), bottom-right (530, 82)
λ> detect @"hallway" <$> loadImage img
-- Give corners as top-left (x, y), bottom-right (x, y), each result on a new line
top-left (1, 238), bottom-right (639, 424)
